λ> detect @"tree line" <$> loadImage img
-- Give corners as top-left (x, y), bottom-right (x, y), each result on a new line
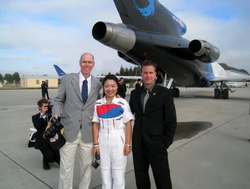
top-left (0, 72), bottom-right (21, 84)
top-left (115, 66), bottom-right (140, 76)
top-left (0, 66), bottom-right (140, 84)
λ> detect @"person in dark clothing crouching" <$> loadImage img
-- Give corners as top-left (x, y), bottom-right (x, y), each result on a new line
top-left (32, 98), bottom-right (60, 170)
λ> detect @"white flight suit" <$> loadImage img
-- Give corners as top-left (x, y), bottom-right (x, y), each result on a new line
top-left (92, 96), bottom-right (134, 189)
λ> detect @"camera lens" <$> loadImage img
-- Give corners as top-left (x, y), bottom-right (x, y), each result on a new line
top-left (51, 117), bottom-right (57, 123)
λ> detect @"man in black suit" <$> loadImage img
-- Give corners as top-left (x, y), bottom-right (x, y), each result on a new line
top-left (129, 60), bottom-right (177, 189)
top-left (32, 98), bottom-right (60, 170)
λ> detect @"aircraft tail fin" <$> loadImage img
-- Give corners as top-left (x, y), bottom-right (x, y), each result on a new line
top-left (53, 65), bottom-right (66, 77)
top-left (114, 0), bottom-right (187, 36)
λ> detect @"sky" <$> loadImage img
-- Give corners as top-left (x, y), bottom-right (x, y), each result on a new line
top-left (0, 0), bottom-right (249, 77)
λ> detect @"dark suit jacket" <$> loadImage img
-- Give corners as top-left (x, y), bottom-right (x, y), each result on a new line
top-left (117, 83), bottom-right (127, 98)
top-left (32, 113), bottom-right (50, 149)
top-left (129, 84), bottom-right (177, 153)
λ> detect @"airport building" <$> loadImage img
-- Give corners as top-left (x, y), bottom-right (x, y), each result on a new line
top-left (21, 75), bottom-right (58, 88)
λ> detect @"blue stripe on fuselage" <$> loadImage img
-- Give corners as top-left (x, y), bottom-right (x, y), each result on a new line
top-left (205, 63), bottom-right (215, 81)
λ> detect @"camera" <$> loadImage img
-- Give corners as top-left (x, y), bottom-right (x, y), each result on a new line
top-left (44, 117), bottom-right (64, 139)
top-left (92, 153), bottom-right (100, 169)
top-left (45, 102), bottom-right (53, 117)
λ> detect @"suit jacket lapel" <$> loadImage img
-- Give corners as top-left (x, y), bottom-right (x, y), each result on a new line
top-left (88, 75), bottom-right (97, 99)
top-left (71, 73), bottom-right (82, 101)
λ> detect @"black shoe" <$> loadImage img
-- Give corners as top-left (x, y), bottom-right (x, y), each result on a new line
top-left (43, 164), bottom-right (50, 170)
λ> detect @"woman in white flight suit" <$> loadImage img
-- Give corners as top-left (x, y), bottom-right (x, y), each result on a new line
top-left (92, 74), bottom-right (134, 189)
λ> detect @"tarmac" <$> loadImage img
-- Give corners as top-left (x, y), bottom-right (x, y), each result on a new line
top-left (0, 87), bottom-right (250, 189)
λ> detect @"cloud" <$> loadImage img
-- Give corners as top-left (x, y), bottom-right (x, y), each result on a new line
top-left (0, 0), bottom-right (250, 78)
top-left (0, 0), bottom-right (131, 76)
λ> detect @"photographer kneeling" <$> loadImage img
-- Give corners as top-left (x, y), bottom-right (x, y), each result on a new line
top-left (32, 98), bottom-right (60, 170)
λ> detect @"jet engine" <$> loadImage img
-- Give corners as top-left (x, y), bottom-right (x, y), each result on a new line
top-left (92, 22), bottom-right (136, 53)
top-left (189, 39), bottom-right (220, 63)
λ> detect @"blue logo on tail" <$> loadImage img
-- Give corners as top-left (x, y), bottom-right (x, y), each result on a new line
top-left (133, 0), bottom-right (155, 19)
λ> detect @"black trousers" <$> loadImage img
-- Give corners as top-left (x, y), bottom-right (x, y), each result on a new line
top-left (45, 90), bottom-right (50, 98)
top-left (40, 145), bottom-right (60, 166)
top-left (133, 144), bottom-right (172, 189)
top-left (41, 90), bottom-right (49, 98)
top-left (42, 90), bottom-right (46, 98)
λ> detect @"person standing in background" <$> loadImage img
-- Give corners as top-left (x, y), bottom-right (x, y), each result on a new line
top-left (135, 79), bottom-right (142, 89)
top-left (41, 81), bottom-right (50, 100)
top-left (117, 77), bottom-right (127, 98)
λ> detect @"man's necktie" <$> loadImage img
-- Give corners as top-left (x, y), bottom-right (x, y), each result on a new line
top-left (143, 89), bottom-right (149, 112)
top-left (82, 80), bottom-right (88, 104)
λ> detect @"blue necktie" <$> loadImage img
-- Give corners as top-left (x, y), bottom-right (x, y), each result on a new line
top-left (82, 80), bottom-right (88, 104)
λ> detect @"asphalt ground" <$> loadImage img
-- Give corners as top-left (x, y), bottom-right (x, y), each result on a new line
top-left (0, 87), bottom-right (250, 189)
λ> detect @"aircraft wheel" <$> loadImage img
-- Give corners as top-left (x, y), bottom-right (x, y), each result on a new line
top-left (222, 89), bottom-right (229, 99)
top-left (214, 89), bottom-right (220, 99)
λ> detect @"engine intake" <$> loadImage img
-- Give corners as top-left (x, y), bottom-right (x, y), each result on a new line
top-left (189, 39), bottom-right (220, 63)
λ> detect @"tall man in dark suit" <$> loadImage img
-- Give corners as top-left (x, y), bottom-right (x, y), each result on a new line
top-left (52, 53), bottom-right (102, 189)
top-left (129, 60), bottom-right (177, 189)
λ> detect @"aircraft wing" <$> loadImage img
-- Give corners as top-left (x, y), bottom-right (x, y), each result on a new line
top-left (209, 63), bottom-right (250, 82)
top-left (211, 76), bottom-right (250, 82)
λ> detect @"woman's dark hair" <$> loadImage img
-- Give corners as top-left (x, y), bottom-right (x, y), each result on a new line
top-left (102, 74), bottom-right (119, 86)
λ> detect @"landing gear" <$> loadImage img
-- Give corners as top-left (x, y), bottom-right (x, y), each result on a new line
top-left (214, 88), bottom-right (220, 99)
top-left (214, 81), bottom-right (229, 99)
top-left (165, 77), bottom-right (180, 97)
top-left (222, 89), bottom-right (229, 99)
